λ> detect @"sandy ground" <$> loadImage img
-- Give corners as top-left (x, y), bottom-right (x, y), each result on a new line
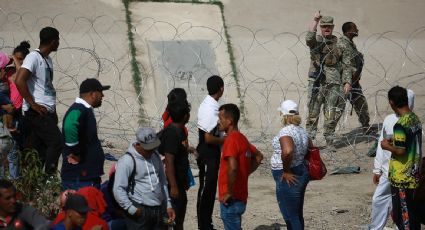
top-left (1, 0), bottom-right (425, 229)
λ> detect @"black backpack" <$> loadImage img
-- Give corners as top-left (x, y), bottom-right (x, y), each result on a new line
top-left (108, 152), bottom-right (137, 201)
top-left (106, 152), bottom-right (137, 216)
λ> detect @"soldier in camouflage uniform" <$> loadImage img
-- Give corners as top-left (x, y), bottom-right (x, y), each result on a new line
top-left (305, 12), bottom-right (352, 144)
top-left (338, 22), bottom-right (372, 134)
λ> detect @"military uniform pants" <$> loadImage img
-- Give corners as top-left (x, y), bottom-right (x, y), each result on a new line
top-left (349, 83), bottom-right (370, 128)
top-left (306, 81), bottom-right (345, 141)
top-left (306, 80), bottom-right (325, 139)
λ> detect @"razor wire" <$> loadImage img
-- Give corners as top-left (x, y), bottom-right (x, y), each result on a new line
top-left (0, 10), bottom-right (424, 170)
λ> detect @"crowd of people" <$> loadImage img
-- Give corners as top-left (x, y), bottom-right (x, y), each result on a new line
top-left (303, 11), bottom-right (424, 230)
top-left (0, 9), bottom-right (422, 230)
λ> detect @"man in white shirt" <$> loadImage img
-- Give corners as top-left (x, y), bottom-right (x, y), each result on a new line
top-left (15, 27), bottom-right (62, 174)
top-left (369, 89), bottom-right (415, 230)
top-left (196, 75), bottom-right (225, 230)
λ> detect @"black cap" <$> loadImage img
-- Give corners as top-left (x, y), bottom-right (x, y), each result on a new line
top-left (79, 78), bottom-right (111, 94)
top-left (64, 194), bottom-right (90, 213)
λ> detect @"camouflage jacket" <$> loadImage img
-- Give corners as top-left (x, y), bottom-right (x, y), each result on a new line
top-left (337, 35), bottom-right (364, 85)
top-left (305, 31), bottom-right (349, 85)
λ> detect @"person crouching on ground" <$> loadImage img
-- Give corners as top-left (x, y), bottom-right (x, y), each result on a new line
top-left (271, 100), bottom-right (312, 230)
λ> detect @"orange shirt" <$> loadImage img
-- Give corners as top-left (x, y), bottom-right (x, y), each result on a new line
top-left (218, 131), bottom-right (256, 204)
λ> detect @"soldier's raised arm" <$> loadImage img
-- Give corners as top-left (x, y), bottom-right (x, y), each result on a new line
top-left (306, 11), bottom-right (321, 48)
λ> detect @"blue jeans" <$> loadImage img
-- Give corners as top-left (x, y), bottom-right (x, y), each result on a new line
top-left (61, 177), bottom-right (101, 191)
top-left (8, 113), bottom-right (23, 179)
top-left (220, 200), bottom-right (246, 230)
top-left (7, 138), bottom-right (19, 179)
top-left (108, 219), bottom-right (127, 230)
top-left (0, 136), bottom-right (11, 178)
top-left (272, 163), bottom-right (309, 230)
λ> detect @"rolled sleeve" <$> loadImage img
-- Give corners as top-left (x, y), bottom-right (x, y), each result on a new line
top-left (305, 31), bottom-right (317, 48)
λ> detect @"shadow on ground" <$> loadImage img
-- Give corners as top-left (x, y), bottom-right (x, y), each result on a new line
top-left (253, 223), bottom-right (286, 230)
top-left (333, 123), bottom-right (381, 149)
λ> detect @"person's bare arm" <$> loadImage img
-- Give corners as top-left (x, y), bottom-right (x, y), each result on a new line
top-left (280, 136), bottom-right (294, 172)
top-left (15, 68), bottom-right (47, 115)
top-left (250, 149), bottom-right (263, 174)
top-left (205, 132), bottom-right (224, 145)
top-left (381, 139), bottom-right (406, 156)
top-left (280, 136), bottom-right (298, 185)
top-left (165, 153), bottom-right (179, 199)
top-left (220, 156), bottom-right (238, 204)
top-left (309, 10), bottom-right (322, 32)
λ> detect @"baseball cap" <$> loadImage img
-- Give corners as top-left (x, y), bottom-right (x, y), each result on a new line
top-left (136, 127), bottom-right (161, 150)
top-left (79, 78), bottom-right (111, 94)
top-left (0, 52), bottom-right (10, 69)
top-left (320, 16), bottom-right (334, 26)
top-left (64, 194), bottom-right (90, 213)
top-left (278, 100), bottom-right (299, 115)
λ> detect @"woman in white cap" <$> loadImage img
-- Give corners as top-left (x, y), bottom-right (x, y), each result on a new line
top-left (271, 100), bottom-right (312, 230)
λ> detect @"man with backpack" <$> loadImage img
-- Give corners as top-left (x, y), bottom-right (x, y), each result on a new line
top-left (113, 127), bottom-right (175, 230)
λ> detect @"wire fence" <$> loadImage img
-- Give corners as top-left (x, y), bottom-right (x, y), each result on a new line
top-left (1, 9), bottom-right (424, 170)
